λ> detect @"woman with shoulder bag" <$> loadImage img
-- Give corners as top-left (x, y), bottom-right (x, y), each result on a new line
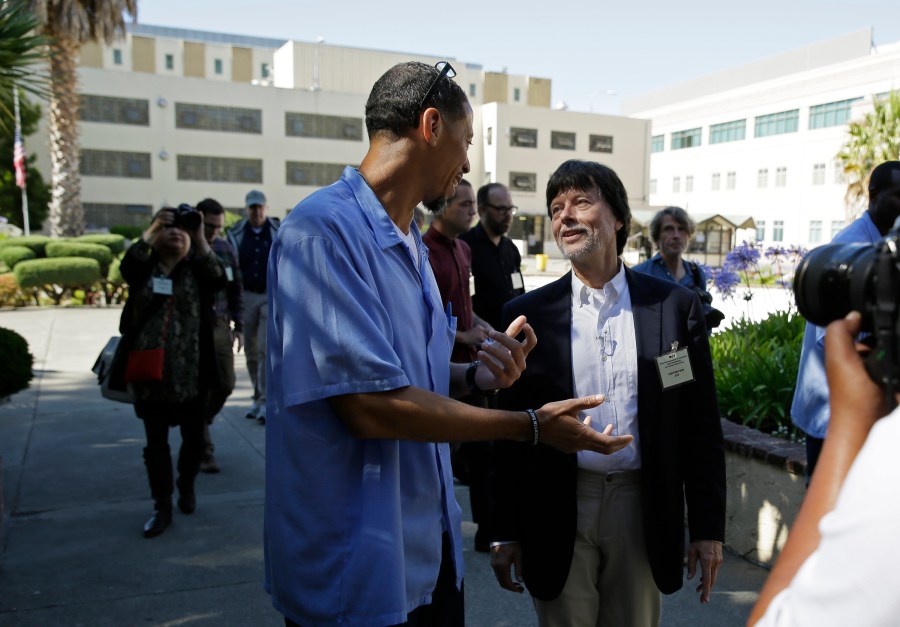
top-left (117, 204), bottom-right (227, 538)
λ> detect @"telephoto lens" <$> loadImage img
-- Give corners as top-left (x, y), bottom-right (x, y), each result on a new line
top-left (793, 242), bottom-right (877, 328)
top-left (175, 203), bottom-right (202, 231)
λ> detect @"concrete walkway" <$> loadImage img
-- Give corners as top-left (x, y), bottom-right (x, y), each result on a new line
top-left (0, 307), bottom-right (768, 626)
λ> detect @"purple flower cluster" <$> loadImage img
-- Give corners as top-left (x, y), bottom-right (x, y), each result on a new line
top-left (710, 266), bottom-right (741, 299)
top-left (724, 241), bottom-right (761, 272)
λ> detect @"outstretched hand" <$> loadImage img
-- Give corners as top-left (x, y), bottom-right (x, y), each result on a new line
top-left (474, 315), bottom-right (537, 391)
top-left (536, 395), bottom-right (633, 454)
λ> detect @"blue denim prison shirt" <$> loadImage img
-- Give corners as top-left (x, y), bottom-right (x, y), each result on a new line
top-left (263, 167), bottom-right (462, 626)
top-left (791, 213), bottom-right (882, 438)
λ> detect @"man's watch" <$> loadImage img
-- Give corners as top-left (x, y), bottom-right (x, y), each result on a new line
top-left (466, 360), bottom-right (498, 397)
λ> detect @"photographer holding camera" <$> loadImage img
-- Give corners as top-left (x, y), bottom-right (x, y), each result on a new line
top-left (116, 204), bottom-right (227, 538)
top-left (633, 206), bottom-right (725, 332)
top-left (791, 161), bottom-right (900, 479)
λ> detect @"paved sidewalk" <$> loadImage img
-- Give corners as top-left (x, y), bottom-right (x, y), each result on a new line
top-left (0, 307), bottom-right (767, 626)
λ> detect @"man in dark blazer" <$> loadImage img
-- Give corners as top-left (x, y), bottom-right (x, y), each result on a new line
top-left (490, 160), bottom-right (726, 627)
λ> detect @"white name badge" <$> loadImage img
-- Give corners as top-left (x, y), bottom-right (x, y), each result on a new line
top-left (511, 272), bottom-right (524, 290)
top-left (656, 347), bottom-right (695, 390)
top-left (225, 266), bottom-right (234, 282)
top-left (152, 277), bottom-right (173, 295)
top-left (469, 275), bottom-right (476, 296)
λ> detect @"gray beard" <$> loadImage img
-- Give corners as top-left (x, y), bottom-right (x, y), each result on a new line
top-left (556, 229), bottom-right (601, 261)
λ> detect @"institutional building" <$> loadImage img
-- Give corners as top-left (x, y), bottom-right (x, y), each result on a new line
top-left (624, 28), bottom-right (900, 252)
top-left (32, 23), bottom-right (651, 254)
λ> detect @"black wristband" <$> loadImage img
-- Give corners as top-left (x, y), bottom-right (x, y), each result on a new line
top-left (466, 360), bottom-right (480, 395)
top-left (526, 409), bottom-right (540, 445)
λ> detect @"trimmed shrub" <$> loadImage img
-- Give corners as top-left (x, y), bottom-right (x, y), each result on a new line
top-left (0, 261), bottom-right (8, 273)
top-left (75, 234), bottom-right (127, 255)
top-left (710, 310), bottom-right (806, 435)
top-left (110, 225), bottom-right (144, 240)
top-left (13, 257), bottom-right (102, 304)
top-left (0, 235), bottom-right (52, 257)
top-left (0, 245), bottom-right (36, 268)
top-left (45, 241), bottom-right (113, 271)
top-left (0, 326), bottom-right (33, 398)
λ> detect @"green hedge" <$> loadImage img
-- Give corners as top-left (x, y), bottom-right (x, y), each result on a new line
top-left (74, 234), bottom-right (127, 255)
top-left (0, 245), bottom-right (36, 268)
top-left (0, 235), bottom-right (51, 257)
top-left (13, 257), bottom-right (102, 289)
top-left (110, 225), bottom-right (144, 240)
top-left (45, 241), bottom-right (113, 270)
top-left (710, 310), bottom-right (806, 435)
top-left (107, 253), bottom-right (124, 285)
top-left (0, 326), bottom-right (33, 398)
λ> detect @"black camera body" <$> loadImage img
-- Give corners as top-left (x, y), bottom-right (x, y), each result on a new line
top-left (164, 204), bottom-right (201, 231)
top-left (793, 224), bottom-right (900, 400)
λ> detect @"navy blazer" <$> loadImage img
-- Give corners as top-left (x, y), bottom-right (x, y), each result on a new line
top-left (492, 267), bottom-right (725, 599)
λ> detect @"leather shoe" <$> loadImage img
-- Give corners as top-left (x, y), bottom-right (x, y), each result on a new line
top-left (177, 493), bottom-right (196, 515)
top-left (143, 510), bottom-right (172, 538)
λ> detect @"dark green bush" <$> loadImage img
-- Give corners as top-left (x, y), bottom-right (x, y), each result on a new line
top-left (75, 234), bottom-right (127, 255)
top-left (0, 245), bottom-right (36, 268)
top-left (45, 241), bottom-right (113, 271)
top-left (0, 326), bottom-right (33, 398)
top-left (0, 235), bottom-right (51, 257)
top-left (710, 310), bottom-right (806, 435)
top-left (13, 257), bottom-right (102, 304)
top-left (110, 225), bottom-right (144, 240)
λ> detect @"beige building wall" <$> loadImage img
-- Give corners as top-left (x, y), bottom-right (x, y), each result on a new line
top-left (232, 47), bottom-right (253, 82)
top-left (131, 36), bottom-right (155, 73)
top-left (483, 73), bottom-right (508, 104)
top-left (528, 77), bottom-right (552, 108)
top-left (79, 42), bottom-right (103, 69)
top-left (183, 42), bottom-right (205, 78)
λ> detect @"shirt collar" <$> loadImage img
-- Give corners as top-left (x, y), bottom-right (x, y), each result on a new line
top-left (342, 166), bottom-right (419, 252)
top-left (571, 260), bottom-right (626, 308)
top-left (423, 226), bottom-right (456, 248)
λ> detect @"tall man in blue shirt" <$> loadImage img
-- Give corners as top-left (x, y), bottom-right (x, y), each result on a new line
top-left (792, 160), bottom-right (900, 478)
top-left (228, 190), bottom-right (279, 424)
top-left (264, 61), bottom-right (632, 627)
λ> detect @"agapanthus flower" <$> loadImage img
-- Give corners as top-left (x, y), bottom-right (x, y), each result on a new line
top-left (724, 241), bottom-right (761, 272)
top-left (711, 267), bottom-right (741, 299)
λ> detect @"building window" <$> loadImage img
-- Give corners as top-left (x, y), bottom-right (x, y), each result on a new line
top-left (80, 149), bottom-right (151, 178)
top-left (709, 119), bottom-right (746, 144)
top-left (809, 220), bottom-right (823, 243)
top-left (831, 220), bottom-right (845, 238)
top-left (650, 179), bottom-right (657, 194)
top-left (176, 154), bottom-right (263, 183)
top-left (176, 103), bottom-right (262, 134)
top-left (834, 164), bottom-right (847, 184)
top-left (685, 175), bottom-right (693, 192)
top-left (551, 131), bottom-right (576, 150)
top-left (286, 161), bottom-right (348, 186)
top-left (513, 88), bottom-right (521, 102)
top-left (83, 203), bottom-right (153, 229)
top-left (757, 168), bottom-right (768, 188)
top-left (113, 49), bottom-right (122, 65)
top-left (509, 127), bottom-right (537, 148)
top-left (772, 220), bottom-right (784, 242)
top-left (214, 58), bottom-right (223, 75)
top-left (756, 220), bottom-right (766, 242)
top-left (812, 163), bottom-right (826, 185)
top-left (671, 128), bottom-right (701, 150)
top-left (79, 95), bottom-right (149, 126)
top-left (755, 110), bottom-right (799, 137)
top-left (711, 173), bottom-right (721, 191)
top-left (509, 171), bottom-right (536, 192)
top-left (469, 83), bottom-right (476, 97)
top-left (726, 171), bottom-right (736, 190)
top-left (775, 166), bottom-right (787, 187)
top-left (285, 112), bottom-right (363, 141)
top-left (672, 176), bottom-right (680, 193)
top-left (165, 54), bottom-right (174, 70)
top-left (809, 98), bottom-right (862, 129)
top-left (589, 134), bottom-right (613, 153)
top-left (651, 135), bottom-right (664, 153)
top-left (261, 63), bottom-right (271, 79)
top-left (486, 127), bottom-right (493, 146)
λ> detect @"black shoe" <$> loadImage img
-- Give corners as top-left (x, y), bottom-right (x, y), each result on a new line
top-left (200, 456), bottom-right (220, 474)
top-left (143, 510), bottom-right (172, 538)
top-left (177, 492), bottom-right (196, 515)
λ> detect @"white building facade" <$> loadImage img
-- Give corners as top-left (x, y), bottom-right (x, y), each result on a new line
top-left (624, 29), bottom-right (900, 252)
top-left (30, 23), bottom-right (650, 240)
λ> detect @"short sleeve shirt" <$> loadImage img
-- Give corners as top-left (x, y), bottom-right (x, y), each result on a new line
top-left (264, 167), bottom-right (463, 626)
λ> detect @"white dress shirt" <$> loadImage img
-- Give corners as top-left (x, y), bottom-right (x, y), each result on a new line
top-left (571, 263), bottom-right (641, 472)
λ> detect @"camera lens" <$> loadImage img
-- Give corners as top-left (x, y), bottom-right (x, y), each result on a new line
top-left (793, 242), bottom-right (876, 328)
top-left (176, 205), bottom-right (201, 231)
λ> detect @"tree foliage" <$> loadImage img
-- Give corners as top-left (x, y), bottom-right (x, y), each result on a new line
top-left (0, 1), bottom-right (49, 132)
top-left (836, 90), bottom-right (900, 220)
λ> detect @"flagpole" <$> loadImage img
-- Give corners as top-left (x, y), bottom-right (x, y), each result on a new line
top-left (13, 85), bottom-right (30, 236)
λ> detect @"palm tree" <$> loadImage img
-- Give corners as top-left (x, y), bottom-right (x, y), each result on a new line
top-left (29, 0), bottom-right (137, 237)
top-left (0, 1), bottom-right (49, 134)
top-left (835, 90), bottom-right (900, 220)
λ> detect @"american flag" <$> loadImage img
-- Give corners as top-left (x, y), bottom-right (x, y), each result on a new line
top-left (13, 125), bottom-right (26, 189)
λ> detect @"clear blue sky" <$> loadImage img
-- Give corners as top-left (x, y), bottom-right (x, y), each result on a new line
top-left (137, 0), bottom-right (900, 114)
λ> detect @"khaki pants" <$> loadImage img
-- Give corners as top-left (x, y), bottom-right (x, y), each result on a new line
top-left (534, 469), bottom-right (660, 627)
